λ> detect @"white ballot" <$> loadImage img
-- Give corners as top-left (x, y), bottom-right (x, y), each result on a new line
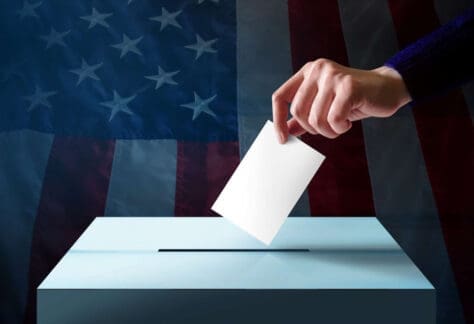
top-left (212, 120), bottom-right (325, 245)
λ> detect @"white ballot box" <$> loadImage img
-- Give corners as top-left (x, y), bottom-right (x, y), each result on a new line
top-left (38, 217), bottom-right (435, 324)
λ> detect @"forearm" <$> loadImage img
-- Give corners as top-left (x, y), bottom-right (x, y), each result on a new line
top-left (385, 7), bottom-right (474, 102)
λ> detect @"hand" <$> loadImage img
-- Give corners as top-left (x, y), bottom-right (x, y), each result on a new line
top-left (272, 58), bottom-right (412, 143)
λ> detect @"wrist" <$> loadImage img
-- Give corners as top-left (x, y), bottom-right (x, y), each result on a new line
top-left (373, 65), bottom-right (412, 109)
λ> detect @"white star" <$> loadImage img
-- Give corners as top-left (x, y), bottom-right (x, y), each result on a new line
top-left (100, 90), bottom-right (136, 121)
top-left (80, 8), bottom-right (113, 29)
top-left (23, 85), bottom-right (57, 112)
top-left (40, 27), bottom-right (70, 49)
top-left (198, 0), bottom-right (219, 4)
top-left (180, 92), bottom-right (217, 120)
top-left (69, 59), bottom-right (103, 86)
top-left (149, 8), bottom-right (182, 31)
top-left (185, 34), bottom-right (217, 60)
top-left (17, 1), bottom-right (42, 20)
top-left (111, 34), bottom-right (143, 58)
top-left (145, 66), bottom-right (179, 89)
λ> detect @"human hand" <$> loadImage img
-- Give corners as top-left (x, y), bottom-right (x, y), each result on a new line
top-left (272, 58), bottom-right (412, 143)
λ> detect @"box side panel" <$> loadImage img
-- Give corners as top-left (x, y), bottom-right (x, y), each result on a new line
top-left (38, 289), bottom-right (435, 324)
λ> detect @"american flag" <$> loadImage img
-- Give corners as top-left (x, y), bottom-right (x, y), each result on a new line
top-left (0, 1), bottom-right (473, 324)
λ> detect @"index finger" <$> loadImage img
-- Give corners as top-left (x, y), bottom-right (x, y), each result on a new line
top-left (272, 68), bottom-right (305, 143)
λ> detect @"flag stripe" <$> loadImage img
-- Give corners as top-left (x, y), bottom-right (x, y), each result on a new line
top-left (174, 141), bottom-right (239, 216)
top-left (388, 1), bottom-right (474, 322)
top-left (287, 0), bottom-right (375, 216)
top-left (236, 0), bottom-right (310, 216)
top-left (23, 137), bottom-right (115, 323)
top-left (0, 130), bottom-right (53, 324)
top-left (338, 0), bottom-right (464, 322)
top-left (104, 139), bottom-right (177, 216)
top-left (236, 1), bottom-right (291, 157)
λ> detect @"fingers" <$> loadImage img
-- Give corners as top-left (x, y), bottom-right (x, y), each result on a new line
top-left (289, 76), bottom-right (318, 135)
top-left (287, 118), bottom-right (307, 137)
top-left (308, 87), bottom-right (339, 138)
top-left (327, 93), bottom-right (352, 134)
top-left (273, 59), bottom-right (371, 142)
top-left (285, 91), bottom-right (362, 140)
top-left (272, 68), bottom-right (305, 144)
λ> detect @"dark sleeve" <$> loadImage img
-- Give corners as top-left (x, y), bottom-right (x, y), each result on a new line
top-left (385, 7), bottom-right (474, 102)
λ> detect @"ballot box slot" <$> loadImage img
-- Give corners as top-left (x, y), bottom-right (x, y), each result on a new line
top-left (157, 249), bottom-right (310, 252)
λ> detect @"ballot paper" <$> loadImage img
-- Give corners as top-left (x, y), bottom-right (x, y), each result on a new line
top-left (212, 120), bottom-right (325, 245)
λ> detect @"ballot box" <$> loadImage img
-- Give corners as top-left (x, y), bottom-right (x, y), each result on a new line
top-left (38, 217), bottom-right (435, 324)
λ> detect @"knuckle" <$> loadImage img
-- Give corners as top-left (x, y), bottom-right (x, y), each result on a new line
top-left (304, 62), bottom-right (318, 78)
top-left (313, 58), bottom-right (327, 70)
top-left (315, 58), bottom-right (329, 65)
top-left (328, 110), bottom-right (344, 125)
top-left (302, 62), bottom-right (313, 76)
top-left (303, 65), bottom-right (313, 78)
top-left (312, 114), bottom-right (337, 139)
top-left (308, 114), bottom-right (318, 130)
top-left (324, 63), bottom-right (336, 75)
top-left (313, 115), bottom-right (327, 132)
top-left (303, 62), bottom-right (312, 70)
top-left (289, 105), bottom-right (300, 118)
top-left (310, 59), bottom-right (338, 80)
top-left (271, 91), bottom-right (282, 103)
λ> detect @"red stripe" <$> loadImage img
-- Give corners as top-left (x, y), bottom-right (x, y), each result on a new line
top-left (174, 141), bottom-right (240, 216)
top-left (388, 1), bottom-right (474, 322)
top-left (287, 0), bottom-right (375, 215)
top-left (23, 137), bottom-right (115, 324)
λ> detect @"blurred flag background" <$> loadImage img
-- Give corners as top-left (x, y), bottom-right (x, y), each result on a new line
top-left (0, 0), bottom-right (473, 323)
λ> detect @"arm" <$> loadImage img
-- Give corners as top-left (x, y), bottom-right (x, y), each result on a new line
top-left (273, 7), bottom-right (474, 142)
top-left (385, 7), bottom-right (474, 102)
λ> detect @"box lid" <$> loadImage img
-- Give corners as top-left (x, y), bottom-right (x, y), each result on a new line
top-left (39, 217), bottom-right (433, 290)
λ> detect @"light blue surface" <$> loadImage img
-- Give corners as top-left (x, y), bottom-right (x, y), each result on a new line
top-left (39, 217), bottom-right (433, 290)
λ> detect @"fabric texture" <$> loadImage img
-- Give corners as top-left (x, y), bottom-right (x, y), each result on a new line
top-left (386, 6), bottom-right (474, 102)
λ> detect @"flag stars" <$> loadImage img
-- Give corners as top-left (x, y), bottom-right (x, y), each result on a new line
top-left (69, 59), bottom-right (103, 86)
top-left (111, 34), bottom-right (143, 58)
top-left (145, 66), bottom-right (179, 90)
top-left (149, 8), bottom-right (182, 31)
top-left (80, 8), bottom-right (113, 30)
top-left (101, 90), bottom-right (137, 121)
top-left (23, 85), bottom-right (57, 112)
top-left (185, 34), bottom-right (217, 60)
top-left (180, 92), bottom-right (217, 120)
top-left (40, 27), bottom-right (70, 49)
top-left (17, 1), bottom-right (42, 20)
